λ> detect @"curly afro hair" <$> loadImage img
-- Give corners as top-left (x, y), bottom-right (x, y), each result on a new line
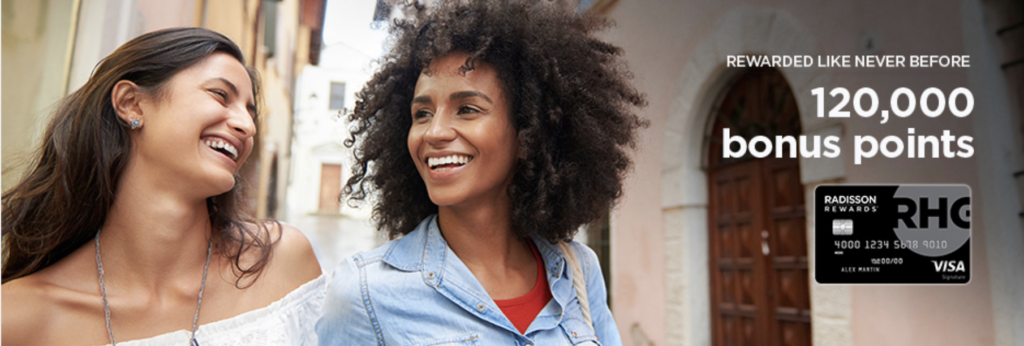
top-left (344, 0), bottom-right (648, 243)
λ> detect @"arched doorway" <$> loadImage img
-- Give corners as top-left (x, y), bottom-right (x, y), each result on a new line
top-left (707, 68), bottom-right (811, 346)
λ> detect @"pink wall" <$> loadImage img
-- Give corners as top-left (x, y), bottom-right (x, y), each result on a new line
top-left (604, 0), bottom-right (999, 345)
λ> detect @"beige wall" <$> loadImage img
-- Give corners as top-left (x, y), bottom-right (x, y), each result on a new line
top-left (137, 0), bottom-right (197, 31)
top-left (201, 0), bottom-right (318, 220)
top-left (203, 0), bottom-right (250, 58)
top-left (2, 0), bottom-right (80, 191)
top-left (602, 0), bottom-right (1023, 345)
top-left (249, 0), bottom-right (309, 220)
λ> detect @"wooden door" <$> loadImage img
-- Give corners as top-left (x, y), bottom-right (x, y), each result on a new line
top-left (760, 157), bottom-right (810, 346)
top-left (319, 163), bottom-right (342, 213)
top-left (710, 159), bottom-right (769, 346)
top-left (708, 68), bottom-right (810, 346)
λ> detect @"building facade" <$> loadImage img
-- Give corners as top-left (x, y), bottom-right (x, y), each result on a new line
top-left (597, 1), bottom-right (1024, 345)
top-left (286, 40), bottom-right (379, 275)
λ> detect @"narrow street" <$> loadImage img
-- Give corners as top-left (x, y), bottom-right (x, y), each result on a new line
top-left (291, 214), bottom-right (380, 276)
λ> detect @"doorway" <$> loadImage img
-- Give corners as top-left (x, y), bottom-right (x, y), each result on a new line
top-left (318, 163), bottom-right (342, 214)
top-left (707, 68), bottom-right (811, 346)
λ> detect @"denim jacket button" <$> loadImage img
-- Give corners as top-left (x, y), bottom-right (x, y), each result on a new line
top-left (427, 272), bottom-right (435, 279)
top-left (572, 331), bottom-right (578, 338)
top-left (476, 304), bottom-right (486, 312)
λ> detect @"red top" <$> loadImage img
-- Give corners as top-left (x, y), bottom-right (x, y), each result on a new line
top-left (494, 242), bottom-right (553, 334)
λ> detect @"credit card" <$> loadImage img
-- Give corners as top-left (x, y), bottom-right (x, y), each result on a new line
top-left (814, 185), bottom-right (970, 284)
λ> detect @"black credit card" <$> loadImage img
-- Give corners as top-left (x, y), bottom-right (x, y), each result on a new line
top-left (814, 185), bottom-right (971, 284)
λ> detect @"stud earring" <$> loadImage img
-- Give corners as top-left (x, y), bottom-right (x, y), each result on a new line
top-left (130, 118), bottom-right (142, 130)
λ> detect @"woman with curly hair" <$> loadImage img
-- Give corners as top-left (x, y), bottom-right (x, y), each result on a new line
top-left (2, 28), bottom-right (323, 345)
top-left (316, 0), bottom-right (646, 344)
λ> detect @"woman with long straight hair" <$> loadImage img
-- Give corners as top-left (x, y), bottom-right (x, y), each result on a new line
top-left (2, 27), bottom-right (323, 345)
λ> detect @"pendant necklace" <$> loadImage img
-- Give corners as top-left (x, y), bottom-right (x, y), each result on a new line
top-left (95, 230), bottom-right (212, 346)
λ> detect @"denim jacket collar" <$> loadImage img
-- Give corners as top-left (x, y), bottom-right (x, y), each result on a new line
top-left (380, 214), bottom-right (578, 334)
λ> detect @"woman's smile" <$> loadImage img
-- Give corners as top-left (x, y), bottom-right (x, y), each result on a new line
top-left (408, 53), bottom-right (518, 208)
top-left (200, 136), bottom-right (241, 170)
top-left (202, 136), bottom-right (240, 161)
top-left (424, 152), bottom-right (475, 181)
top-left (426, 154), bottom-right (473, 171)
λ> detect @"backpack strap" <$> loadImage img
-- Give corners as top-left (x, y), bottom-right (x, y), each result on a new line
top-left (557, 241), bottom-right (593, 332)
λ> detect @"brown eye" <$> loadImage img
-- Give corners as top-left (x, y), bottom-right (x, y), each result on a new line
top-left (210, 90), bottom-right (228, 101)
top-left (414, 109), bottom-right (433, 119)
top-left (458, 105), bottom-right (479, 114)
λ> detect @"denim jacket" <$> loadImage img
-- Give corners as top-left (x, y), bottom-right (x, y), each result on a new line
top-left (316, 214), bottom-right (621, 346)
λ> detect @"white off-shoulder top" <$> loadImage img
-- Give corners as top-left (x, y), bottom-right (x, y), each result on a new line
top-left (111, 275), bottom-right (327, 346)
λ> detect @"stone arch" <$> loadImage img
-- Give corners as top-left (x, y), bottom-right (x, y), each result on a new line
top-left (660, 7), bottom-right (850, 346)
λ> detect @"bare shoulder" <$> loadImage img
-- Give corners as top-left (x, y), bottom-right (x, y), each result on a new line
top-left (1, 242), bottom-right (116, 345)
top-left (1, 268), bottom-right (102, 346)
top-left (263, 221), bottom-right (322, 289)
top-left (217, 222), bottom-right (321, 315)
top-left (2, 277), bottom-right (51, 344)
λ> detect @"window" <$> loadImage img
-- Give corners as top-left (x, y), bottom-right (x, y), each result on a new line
top-left (577, 0), bottom-right (618, 14)
top-left (587, 213), bottom-right (611, 299)
top-left (263, 0), bottom-right (279, 57)
top-left (266, 156), bottom-right (279, 218)
top-left (373, 0), bottom-right (391, 22)
top-left (578, 212), bottom-right (612, 309)
top-left (329, 82), bottom-right (346, 110)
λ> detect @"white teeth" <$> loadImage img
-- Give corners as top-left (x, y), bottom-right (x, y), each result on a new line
top-left (205, 139), bottom-right (238, 160)
top-left (428, 154), bottom-right (472, 169)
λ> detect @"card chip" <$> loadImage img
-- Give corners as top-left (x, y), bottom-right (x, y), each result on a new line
top-left (832, 219), bottom-right (853, 235)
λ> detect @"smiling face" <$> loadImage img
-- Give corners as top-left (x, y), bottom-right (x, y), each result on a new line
top-left (129, 52), bottom-right (257, 198)
top-left (408, 53), bottom-right (519, 209)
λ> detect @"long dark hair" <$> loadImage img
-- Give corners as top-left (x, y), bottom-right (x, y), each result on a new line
top-left (2, 27), bottom-right (274, 286)
top-left (344, 0), bottom-right (648, 242)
